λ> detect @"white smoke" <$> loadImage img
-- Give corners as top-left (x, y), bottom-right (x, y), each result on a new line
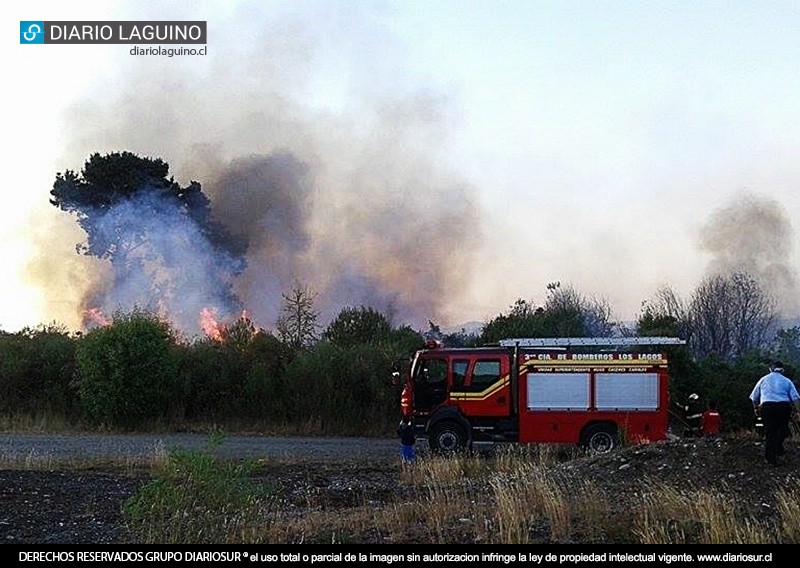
top-left (80, 191), bottom-right (242, 337)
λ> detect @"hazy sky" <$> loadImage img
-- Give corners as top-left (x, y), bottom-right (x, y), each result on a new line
top-left (4, 1), bottom-right (799, 335)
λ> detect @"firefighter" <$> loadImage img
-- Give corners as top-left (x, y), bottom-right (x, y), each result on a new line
top-left (683, 393), bottom-right (702, 437)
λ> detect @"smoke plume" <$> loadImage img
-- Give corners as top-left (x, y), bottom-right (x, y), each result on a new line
top-left (33, 4), bottom-right (481, 337)
top-left (698, 193), bottom-right (799, 316)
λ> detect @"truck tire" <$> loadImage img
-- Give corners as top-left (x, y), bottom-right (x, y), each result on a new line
top-left (429, 422), bottom-right (468, 455)
top-left (582, 424), bottom-right (618, 454)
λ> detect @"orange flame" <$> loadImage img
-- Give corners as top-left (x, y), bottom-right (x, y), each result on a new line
top-left (200, 307), bottom-right (225, 341)
top-left (82, 307), bottom-right (112, 328)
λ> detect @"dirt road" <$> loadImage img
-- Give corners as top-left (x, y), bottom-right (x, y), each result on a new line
top-left (0, 432), bottom-right (399, 462)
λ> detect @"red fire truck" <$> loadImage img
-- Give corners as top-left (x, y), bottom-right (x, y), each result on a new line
top-left (398, 336), bottom-right (686, 453)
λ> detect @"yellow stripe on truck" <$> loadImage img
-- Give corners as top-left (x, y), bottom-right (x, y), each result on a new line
top-left (450, 376), bottom-right (510, 401)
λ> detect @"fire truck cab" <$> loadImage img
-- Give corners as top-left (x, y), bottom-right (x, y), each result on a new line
top-left (399, 336), bottom-right (685, 454)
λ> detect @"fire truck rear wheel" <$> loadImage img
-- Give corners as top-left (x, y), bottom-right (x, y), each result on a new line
top-left (582, 424), bottom-right (618, 454)
top-left (429, 422), bottom-right (468, 455)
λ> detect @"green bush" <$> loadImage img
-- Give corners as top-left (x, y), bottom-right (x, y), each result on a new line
top-left (282, 342), bottom-right (399, 434)
top-left (0, 332), bottom-right (30, 414)
top-left (669, 350), bottom-right (784, 432)
top-left (240, 331), bottom-right (291, 423)
top-left (74, 309), bottom-right (178, 429)
top-left (0, 325), bottom-right (77, 418)
top-left (176, 340), bottom-right (244, 422)
top-left (123, 437), bottom-right (277, 543)
top-left (323, 306), bottom-right (392, 347)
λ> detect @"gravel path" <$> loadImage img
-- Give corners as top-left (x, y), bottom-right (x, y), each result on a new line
top-left (0, 432), bottom-right (399, 463)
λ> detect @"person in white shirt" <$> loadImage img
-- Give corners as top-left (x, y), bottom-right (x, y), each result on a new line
top-left (750, 361), bottom-right (800, 465)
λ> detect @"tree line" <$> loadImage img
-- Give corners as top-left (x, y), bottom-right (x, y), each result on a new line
top-left (2, 150), bottom-right (796, 436)
top-left (1, 276), bottom-right (797, 435)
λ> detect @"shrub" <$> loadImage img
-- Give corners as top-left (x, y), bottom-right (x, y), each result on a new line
top-left (176, 340), bottom-right (244, 422)
top-left (74, 309), bottom-right (178, 429)
top-left (0, 325), bottom-right (77, 418)
top-left (123, 437), bottom-right (277, 543)
top-left (282, 342), bottom-right (398, 435)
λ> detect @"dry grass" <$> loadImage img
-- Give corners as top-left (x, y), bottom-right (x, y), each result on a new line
top-left (0, 439), bottom-right (168, 473)
top-left (490, 464), bottom-right (567, 543)
top-left (147, 446), bottom-right (790, 545)
top-left (255, 450), bottom-right (796, 544)
top-left (633, 481), bottom-right (775, 544)
top-left (776, 479), bottom-right (800, 544)
top-left (566, 479), bottom-right (613, 542)
top-left (407, 454), bottom-right (486, 542)
top-left (0, 448), bottom-right (58, 470)
top-left (14, 438), bottom-right (799, 544)
top-left (0, 413), bottom-right (77, 433)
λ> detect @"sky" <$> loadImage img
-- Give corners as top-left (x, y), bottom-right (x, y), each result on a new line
top-left (3, 0), bottom-right (800, 337)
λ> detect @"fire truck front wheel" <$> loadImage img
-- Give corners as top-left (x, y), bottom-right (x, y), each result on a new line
top-left (582, 424), bottom-right (618, 454)
top-left (429, 422), bottom-right (468, 455)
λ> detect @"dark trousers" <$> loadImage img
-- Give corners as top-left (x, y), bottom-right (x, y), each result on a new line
top-left (760, 402), bottom-right (791, 464)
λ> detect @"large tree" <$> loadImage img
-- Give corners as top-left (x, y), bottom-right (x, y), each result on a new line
top-left (688, 272), bottom-right (776, 361)
top-left (50, 152), bottom-right (245, 332)
top-left (51, 151), bottom-right (237, 259)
